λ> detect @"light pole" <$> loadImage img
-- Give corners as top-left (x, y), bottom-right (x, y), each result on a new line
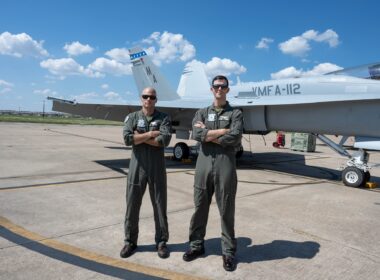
top-left (42, 100), bottom-right (45, 118)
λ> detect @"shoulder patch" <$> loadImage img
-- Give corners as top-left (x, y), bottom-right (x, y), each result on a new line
top-left (124, 115), bottom-right (130, 123)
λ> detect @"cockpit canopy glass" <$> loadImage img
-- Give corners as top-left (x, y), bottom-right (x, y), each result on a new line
top-left (326, 62), bottom-right (380, 80)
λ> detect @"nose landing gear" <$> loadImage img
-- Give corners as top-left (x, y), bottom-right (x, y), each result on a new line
top-left (315, 134), bottom-right (372, 187)
top-left (341, 150), bottom-right (371, 187)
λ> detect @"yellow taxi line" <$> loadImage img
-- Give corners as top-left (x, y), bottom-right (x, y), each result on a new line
top-left (0, 216), bottom-right (207, 280)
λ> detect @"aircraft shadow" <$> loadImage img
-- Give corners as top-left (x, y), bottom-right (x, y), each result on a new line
top-left (136, 237), bottom-right (320, 264)
top-left (95, 159), bottom-right (129, 175)
top-left (94, 157), bottom-right (196, 175)
top-left (239, 151), bottom-right (342, 181)
top-left (240, 151), bottom-right (380, 184)
top-left (95, 151), bottom-right (379, 184)
top-left (104, 146), bottom-right (131, 150)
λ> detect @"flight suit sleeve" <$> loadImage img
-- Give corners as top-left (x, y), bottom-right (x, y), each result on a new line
top-left (155, 114), bottom-right (172, 147)
top-left (192, 109), bottom-right (209, 142)
top-left (123, 113), bottom-right (135, 146)
top-left (218, 109), bottom-right (243, 147)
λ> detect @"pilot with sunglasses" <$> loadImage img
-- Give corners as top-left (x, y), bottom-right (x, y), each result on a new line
top-left (120, 87), bottom-right (172, 259)
top-left (183, 75), bottom-right (243, 271)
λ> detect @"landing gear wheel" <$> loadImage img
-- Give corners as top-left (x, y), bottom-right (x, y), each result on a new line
top-left (342, 166), bottom-right (365, 187)
top-left (173, 142), bottom-right (190, 161)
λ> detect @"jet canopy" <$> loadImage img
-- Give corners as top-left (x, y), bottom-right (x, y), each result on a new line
top-left (327, 62), bottom-right (380, 80)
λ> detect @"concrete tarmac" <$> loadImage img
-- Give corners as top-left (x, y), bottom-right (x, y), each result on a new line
top-left (1, 122), bottom-right (380, 280)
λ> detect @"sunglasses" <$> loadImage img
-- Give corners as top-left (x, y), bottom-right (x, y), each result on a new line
top-left (142, 95), bottom-right (157, 100)
top-left (212, 84), bottom-right (228, 90)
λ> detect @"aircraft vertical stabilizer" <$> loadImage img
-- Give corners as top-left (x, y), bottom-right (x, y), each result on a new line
top-left (177, 60), bottom-right (210, 99)
top-left (129, 47), bottom-right (180, 101)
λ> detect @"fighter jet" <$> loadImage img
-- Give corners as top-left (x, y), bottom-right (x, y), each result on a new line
top-left (48, 47), bottom-right (380, 188)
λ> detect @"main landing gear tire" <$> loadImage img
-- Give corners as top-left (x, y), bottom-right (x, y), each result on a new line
top-left (342, 166), bottom-right (367, 188)
top-left (173, 142), bottom-right (190, 161)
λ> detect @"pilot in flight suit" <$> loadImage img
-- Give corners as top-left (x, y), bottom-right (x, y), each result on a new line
top-left (183, 75), bottom-right (243, 272)
top-left (120, 87), bottom-right (172, 259)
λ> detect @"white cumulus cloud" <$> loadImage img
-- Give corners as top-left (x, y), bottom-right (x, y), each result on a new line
top-left (88, 57), bottom-right (132, 76)
top-left (302, 29), bottom-right (339, 47)
top-left (271, 66), bottom-right (303, 79)
top-left (105, 48), bottom-right (130, 63)
top-left (256, 37), bottom-right (274, 49)
top-left (141, 31), bottom-right (196, 66)
top-left (40, 58), bottom-right (102, 78)
top-left (41, 54), bottom-right (131, 78)
top-left (271, 62), bottom-right (342, 79)
top-left (64, 41), bottom-right (94, 56)
top-left (302, 63), bottom-right (343, 76)
top-left (190, 57), bottom-right (246, 79)
top-left (279, 36), bottom-right (310, 56)
top-left (279, 29), bottom-right (340, 56)
top-left (0, 31), bottom-right (49, 58)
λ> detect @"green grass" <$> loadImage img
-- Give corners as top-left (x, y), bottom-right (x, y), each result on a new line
top-left (0, 114), bottom-right (123, 125)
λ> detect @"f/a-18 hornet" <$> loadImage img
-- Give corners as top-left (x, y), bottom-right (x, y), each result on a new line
top-left (49, 47), bottom-right (380, 188)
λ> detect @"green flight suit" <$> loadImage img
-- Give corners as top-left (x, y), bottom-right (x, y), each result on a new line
top-left (123, 109), bottom-right (172, 246)
top-left (189, 102), bottom-right (243, 257)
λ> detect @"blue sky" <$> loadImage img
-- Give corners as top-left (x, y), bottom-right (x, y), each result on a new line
top-left (0, 0), bottom-right (379, 111)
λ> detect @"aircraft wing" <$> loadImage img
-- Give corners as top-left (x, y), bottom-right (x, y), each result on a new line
top-left (49, 97), bottom-right (200, 132)
top-left (50, 97), bottom-right (139, 122)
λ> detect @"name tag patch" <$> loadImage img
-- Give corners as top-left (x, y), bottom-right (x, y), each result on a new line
top-left (207, 114), bottom-right (216, 121)
top-left (219, 116), bottom-right (229, 121)
top-left (150, 120), bottom-right (161, 130)
top-left (137, 119), bottom-right (145, 128)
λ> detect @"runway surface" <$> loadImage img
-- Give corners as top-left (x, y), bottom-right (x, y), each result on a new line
top-left (1, 123), bottom-right (380, 279)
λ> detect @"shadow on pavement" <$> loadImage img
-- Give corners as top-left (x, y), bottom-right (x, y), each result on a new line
top-left (95, 152), bottom-right (379, 185)
top-left (237, 238), bottom-right (320, 263)
top-left (135, 237), bottom-right (320, 264)
top-left (96, 152), bottom-right (339, 181)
